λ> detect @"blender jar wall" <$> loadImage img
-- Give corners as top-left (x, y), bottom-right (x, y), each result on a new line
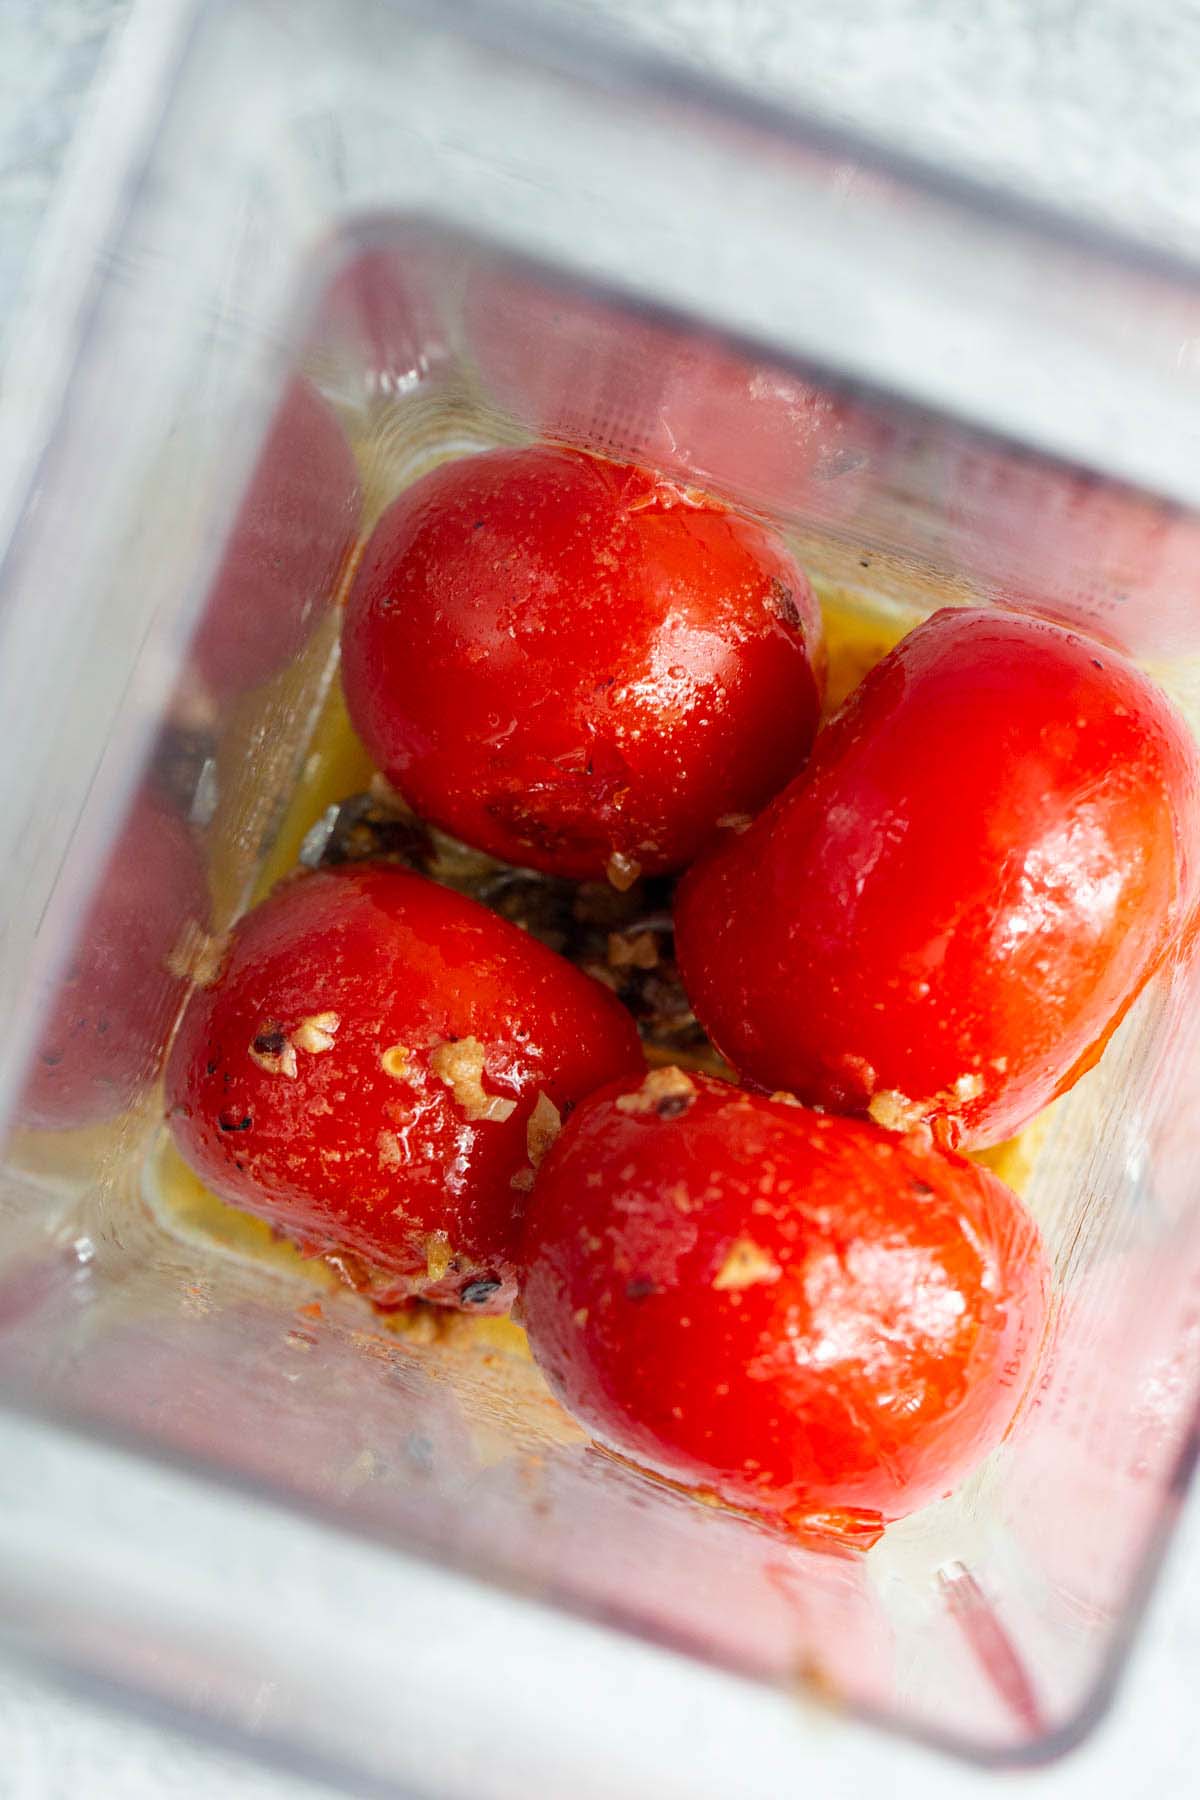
top-left (1, 0), bottom-right (1200, 1786)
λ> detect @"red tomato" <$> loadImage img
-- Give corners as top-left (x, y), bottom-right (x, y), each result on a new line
top-left (164, 864), bottom-right (643, 1310)
top-left (340, 446), bottom-right (823, 881)
top-left (190, 377), bottom-right (362, 700)
top-left (20, 788), bottom-right (208, 1130)
top-left (675, 607), bottom-right (1200, 1148)
top-left (520, 1070), bottom-right (1047, 1534)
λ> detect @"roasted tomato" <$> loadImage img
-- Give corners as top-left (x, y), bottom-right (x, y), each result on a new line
top-left (21, 788), bottom-right (208, 1130)
top-left (340, 446), bottom-right (823, 882)
top-left (675, 608), bottom-right (1200, 1148)
top-left (164, 864), bottom-right (643, 1310)
top-left (190, 377), bottom-right (361, 701)
top-left (520, 1069), bottom-right (1047, 1537)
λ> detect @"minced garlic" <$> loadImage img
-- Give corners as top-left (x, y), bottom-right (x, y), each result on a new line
top-left (607, 929), bottom-right (659, 971)
top-left (379, 1043), bottom-right (411, 1080)
top-left (605, 851), bottom-right (642, 892)
top-left (292, 1011), bottom-right (340, 1054)
top-left (423, 1231), bottom-right (454, 1283)
top-left (713, 1237), bottom-right (781, 1291)
top-left (526, 1091), bottom-right (562, 1167)
top-left (614, 1065), bottom-right (696, 1118)
top-left (867, 1088), bottom-right (926, 1133)
top-left (431, 1036), bottom-right (517, 1122)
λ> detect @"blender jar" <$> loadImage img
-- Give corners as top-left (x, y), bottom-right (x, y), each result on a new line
top-left (2, 0), bottom-right (1200, 1789)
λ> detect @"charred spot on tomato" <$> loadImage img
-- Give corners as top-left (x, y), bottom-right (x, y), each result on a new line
top-left (483, 793), bottom-right (612, 862)
top-left (768, 577), bottom-right (802, 631)
top-left (251, 1027), bottom-right (287, 1058)
top-left (460, 1277), bottom-right (503, 1306)
top-left (217, 1112), bottom-right (253, 1133)
top-left (625, 1277), bottom-right (657, 1301)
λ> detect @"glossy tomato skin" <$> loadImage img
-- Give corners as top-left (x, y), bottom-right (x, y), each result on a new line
top-left (675, 608), bottom-right (1200, 1148)
top-left (20, 789), bottom-right (208, 1130)
top-left (340, 447), bottom-right (823, 880)
top-left (165, 864), bottom-right (643, 1310)
top-left (191, 377), bottom-right (362, 701)
top-left (520, 1072), bottom-right (1047, 1531)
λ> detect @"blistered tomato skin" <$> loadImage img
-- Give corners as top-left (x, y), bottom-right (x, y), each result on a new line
top-left (20, 790), bottom-right (208, 1131)
top-left (675, 608), bottom-right (1200, 1148)
top-left (191, 378), bottom-right (362, 700)
top-left (340, 447), bottom-right (823, 880)
top-left (520, 1072), bottom-right (1047, 1533)
top-left (164, 864), bottom-right (643, 1310)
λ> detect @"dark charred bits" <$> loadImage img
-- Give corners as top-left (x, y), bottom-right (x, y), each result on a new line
top-left (625, 1277), bottom-right (657, 1301)
top-left (654, 1093), bottom-right (693, 1119)
top-left (912, 1181), bottom-right (934, 1199)
top-left (317, 791), bottom-right (433, 871)
top-left (1092, 659), bottom-right (1104, 670)
top-left (460, 1277), bottom-right (503, 1306)
top-left (251, 1028), bottom-right (287, 1058)
top-left (205, 1057), bottom-right (220, 1076)
top-left (218, 1113), bottom-right (253, 1133)
top-left (315, 794), bottom-right (709, 1060)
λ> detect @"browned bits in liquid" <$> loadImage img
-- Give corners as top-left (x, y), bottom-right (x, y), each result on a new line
top-left (607, 928), bottom-right (659, 971)
top-left (605, 851), bottom-right (642, 892)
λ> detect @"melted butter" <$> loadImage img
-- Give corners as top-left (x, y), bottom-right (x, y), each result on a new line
top-left (812, 579), bottom-right (924, 718)
top-left (971, 1107), bottom-right (1056, 1194)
